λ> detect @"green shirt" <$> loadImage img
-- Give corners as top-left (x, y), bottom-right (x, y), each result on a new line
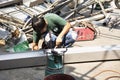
top-left (33, 13), bottom-right (67, 43)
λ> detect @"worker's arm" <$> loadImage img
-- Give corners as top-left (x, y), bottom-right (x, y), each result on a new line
top-left (32, 30), bottom-right (41, 50)
top-left (56, 22), bottom-right (71, 47)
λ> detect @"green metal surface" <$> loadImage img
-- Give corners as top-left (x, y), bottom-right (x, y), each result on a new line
top-left (14, 41), bottom-right (30, 52)
top-left (45, 55), bottom-right (64, 76)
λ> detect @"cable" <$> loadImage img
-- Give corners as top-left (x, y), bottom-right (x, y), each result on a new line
top-left (105, 76), bottom-right (120, 80)
top-left (91, 70), bottom-right (120, 79)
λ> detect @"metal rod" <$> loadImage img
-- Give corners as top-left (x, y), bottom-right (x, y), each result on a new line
top-left (65, 12), bottom-right (75, 20)
top-left (98, 0), bottom-right (107, 17)
top-left (90, 8), bottom-right (113, 16)
top-left (68, 8), bottom-right (113, 22)
top-left (68, 16), bottom-right (85, 22)
top-left (24, 28), bottom-right (33, 34)
top-left (0, 18), bottom-right (23, 27)
top-left (61, 0), bottom-right (96, 17)
top-left (23, 18), bottom-right (32, 29)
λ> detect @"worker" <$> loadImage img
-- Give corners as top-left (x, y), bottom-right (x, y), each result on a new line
top-left (32, 13), bottom-right (77, 50)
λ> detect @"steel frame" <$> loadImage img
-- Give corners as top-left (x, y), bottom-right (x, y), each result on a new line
top-left (0, 45), bottom-right (120, 70)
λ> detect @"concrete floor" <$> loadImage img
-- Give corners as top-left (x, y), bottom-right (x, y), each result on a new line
top-left (0, 61), bottom-right (119, 80)
top-left (65, 61), bottom-right (120, 80)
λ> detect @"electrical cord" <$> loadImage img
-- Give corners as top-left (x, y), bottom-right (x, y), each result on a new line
top-left (91, 70), bottom-right (120, 80)
top-left (105, 76), bottom-right (120, 80)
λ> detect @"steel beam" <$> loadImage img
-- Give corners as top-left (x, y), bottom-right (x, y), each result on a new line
top-left (0, 45), bottom-right (120, 70)
top-left (0, 0), bottom-right (22, 8)
top-left (0, 50), bottom-right (46, 70)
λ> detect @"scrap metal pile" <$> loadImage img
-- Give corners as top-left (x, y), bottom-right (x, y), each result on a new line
top-left (103, 13), bottom-right (120, 30)
top-left (0, 0), bottom-right (120, 47)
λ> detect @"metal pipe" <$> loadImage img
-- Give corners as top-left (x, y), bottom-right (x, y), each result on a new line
top-left (98, 0), bottom-right (107, 17)
top-left (0, 18), bottom-right (23, 27)
top-left (68, 16), bottom-right (85, 22)
top-left (90, 8), bottom-right (113, 16)
top-left (62, 0), bottom-right (96, 17)
top-left (68, 8), bottom-right (113, 22)
top-left (70, 14), bottom-right (105, 25)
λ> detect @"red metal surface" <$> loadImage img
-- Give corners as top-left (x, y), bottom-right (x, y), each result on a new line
top-left (75, 27), bottom-right (95, 41)
top-left (44, 74), bottom-right (75, 80)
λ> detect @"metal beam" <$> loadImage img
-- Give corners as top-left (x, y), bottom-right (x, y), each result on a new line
top-left (0, 0), bottom-right (22, 8)
top-left (0, 45), bottom-right (120, 70)
top-left (0, 50), bottom-right (46, 70)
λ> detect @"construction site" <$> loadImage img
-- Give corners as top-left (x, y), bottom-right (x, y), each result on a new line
top-left (0, 0), bottom-right (120, 80)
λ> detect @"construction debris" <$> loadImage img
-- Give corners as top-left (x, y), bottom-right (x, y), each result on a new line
top-left (0, 0), bottom-right (119, 52)
top-left (103, 13), bottom-right (120, 29)
top-left (0, 0), bottom-right (23, 8)
top-left (0, 25), bottom-right (11, 43)
top-left (23, 0), bottom-right (44, 7)
top-left (68, 8), bottom-right (113, 22)
top-left (0, 39), bottom-right (5, 46)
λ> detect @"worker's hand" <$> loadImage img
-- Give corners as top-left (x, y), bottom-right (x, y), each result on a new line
top-left (55, 37), bottom-right (62, 48)
top-left (32, 43), bottom-right (39, 51)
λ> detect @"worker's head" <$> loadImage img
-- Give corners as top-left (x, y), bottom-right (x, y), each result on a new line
top-left (32, 16), bottom-right (47, 33)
